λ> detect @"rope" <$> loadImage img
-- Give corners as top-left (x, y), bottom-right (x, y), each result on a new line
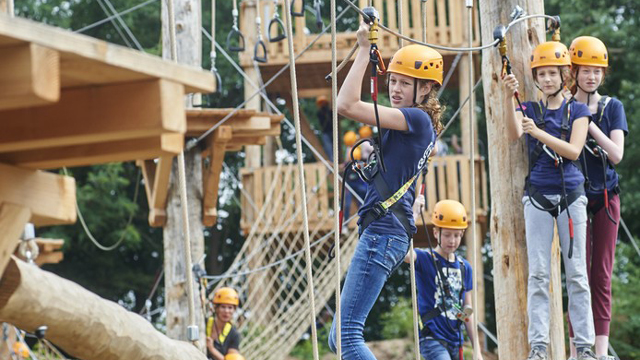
top-left (397, 0), bottom-right (404, 47)
top-left (330, 0), bottom-right (342, 357)
top-left (466, 1), bottom-right (480, 358)
top-left (190, 4), bottom-right (352, 147)
top-left (74, 0), bottom-right (159, 34)
top-left (283, 2), bottom-right (320, 357)
top-left (165, 0), bottom-right (198, 342)
top-left (63, 168), bottom-right (141, 251)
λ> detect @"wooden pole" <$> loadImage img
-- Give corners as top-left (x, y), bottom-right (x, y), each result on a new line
top-left (162, 0), bottom-right (205, 347)
top-left (479, 1), bottom-right (565, 358)
top-left (0, 257), bottom-right (207, 360)
top-left (241, 0), bottom-right (263, 170)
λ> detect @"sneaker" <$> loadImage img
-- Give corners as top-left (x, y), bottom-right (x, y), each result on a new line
top-left (598, 356), bottom-right (615, 360)
top-left (527, 346), bottom-right (548, 360)
top-left (577, 348), bottom-right (598, 360)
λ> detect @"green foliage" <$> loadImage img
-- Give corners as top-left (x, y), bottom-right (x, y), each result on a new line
top-left (289, 324), bottom-right (333, 360)
top-left (380, 297), bottom-right (414, 339)
top-left (610, 242), bottom-right (640, 358)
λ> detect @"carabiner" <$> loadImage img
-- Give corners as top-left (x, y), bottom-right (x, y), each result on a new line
top-left (372, 48), bottom-right (386, 75)
top-left (290, 0), bottom-right (305, 17)
top-left (542, 144), bottom-right (562, 167)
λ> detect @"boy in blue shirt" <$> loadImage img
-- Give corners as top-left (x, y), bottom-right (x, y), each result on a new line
top-left (405, 199), bottom-right (482, 360)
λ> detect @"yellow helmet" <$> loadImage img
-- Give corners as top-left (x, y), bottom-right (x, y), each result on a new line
top-left (13, 342), bottom-right (29, 357)
top-left (530, 41), bottom-right (570, 69)
top-left (225, 353), bottom-right (246, 360)
top-left (569, 36), bottom-right (608, 68)
top-left (431, 200), bottom-right (468, 230)
top-left (358, 125), bottom-right (373, 139)
top-left (352, 147), bottom-right (362, 161)
top-left (343, 131), bottom-right (357, 146)
top-left (213, 287), bottom-right (239, 306)
top-left (387, 44), bottom-right (443, 85)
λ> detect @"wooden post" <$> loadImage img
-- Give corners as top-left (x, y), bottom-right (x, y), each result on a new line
top-left (162, 0), bottom-right (205, 348)
top-left (458, 57), bottom-right (478, 156)
top-left (241, 0), bottom-right (263, 170)
top-left (479, 1), bottom-right (565, 358)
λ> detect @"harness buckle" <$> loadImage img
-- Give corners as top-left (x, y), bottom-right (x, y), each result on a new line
top-left (370, 202), bottom-right (388, 219)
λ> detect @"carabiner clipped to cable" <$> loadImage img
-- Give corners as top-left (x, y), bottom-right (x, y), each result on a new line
top-left (226, 6), bottom-right (245, 52)
top-left (268, 1), bottom-right (286, 43)
top-left (371, 48), bottom-right (386, 75)
top-left (290, 0), bottom-right (305, 17)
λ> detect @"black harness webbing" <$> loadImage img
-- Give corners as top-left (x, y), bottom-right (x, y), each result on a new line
top-left (419, 253), bottom-right (466, 327)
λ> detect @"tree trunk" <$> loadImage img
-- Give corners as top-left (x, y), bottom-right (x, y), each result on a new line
top-left (0, 257), bottom-right (207, 360)
top-left (162, 0), bottom-right (205, 346)
top-left (479, 1), bottom-right (563, 358)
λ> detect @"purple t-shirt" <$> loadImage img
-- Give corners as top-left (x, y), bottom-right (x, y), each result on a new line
top-left (357, 107), bottom-right (435, 235)
top-left (519, 100), bottom-right (591, 195)
top-left (581, 97), bottom-right (628, 197)
top-left (414, 249), bottom-right (473, 346)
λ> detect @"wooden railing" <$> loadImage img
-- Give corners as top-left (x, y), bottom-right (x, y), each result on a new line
top-left (239, 0), bottom-right (481, 67)
top-left (240, 155), bottom-right (487, 234)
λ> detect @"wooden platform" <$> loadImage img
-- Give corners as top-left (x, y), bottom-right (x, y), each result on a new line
top-left (238, 0), bottom-right (480, 97)
top-left (0, 14), bottom-right (215, 170)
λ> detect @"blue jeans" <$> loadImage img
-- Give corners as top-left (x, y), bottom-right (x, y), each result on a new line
top-left (420, 337), bottom-right (460, 360)
top-left (328, 228), bottom-right (410, 360)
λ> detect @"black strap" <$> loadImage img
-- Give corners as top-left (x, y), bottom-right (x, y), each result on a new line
top-left (592, 96), bottom-right (610, 127)
top-left (359, 171), bottom-right (413, 237)
top-left (528, 183), bottom-right (583, 218)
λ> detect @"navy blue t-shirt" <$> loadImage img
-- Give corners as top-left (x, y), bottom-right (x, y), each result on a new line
top-left (581, 97), bottom-right (628, 197)
top-left (415, 249), bottom-right (473, 346)
top-left (519, 100), bottom-right (591, 195)
top-left (357, 107), bottom-right (436, 235)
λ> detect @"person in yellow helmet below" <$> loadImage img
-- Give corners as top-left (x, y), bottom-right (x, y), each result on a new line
top-left (503, 40), bottom-right (595, 360)
top-left (328, 14), bottom-right (443, 359)
top-left (566, 36), bottom-right (627, 360)
top-left (404, 199), bottom-right (482, 360)
top-left (206, 287), bottom-right (242, 360)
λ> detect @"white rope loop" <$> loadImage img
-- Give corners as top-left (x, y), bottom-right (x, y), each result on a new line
top-left (283, 1), bottom-right (320, 360)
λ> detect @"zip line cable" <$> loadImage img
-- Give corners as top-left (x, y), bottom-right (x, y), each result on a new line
top-left (100, 0), bottom-right (145, 50)
top-left (96, 0), bottom-right (134, 48)
top-left (74, 0), bottom-right (159, 34)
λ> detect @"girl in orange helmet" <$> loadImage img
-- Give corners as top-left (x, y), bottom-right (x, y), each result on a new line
top-left (503, 40), bottom-right (596, 360)
top-left (566, 36), bottom-right (627, 360)
top-left (206, 287), bottom-right (242, 360)
top-left (328, 17), bottom-right (442, 360)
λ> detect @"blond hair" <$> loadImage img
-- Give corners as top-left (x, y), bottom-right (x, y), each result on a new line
top-left (415, 80), bottom-right (445, 135)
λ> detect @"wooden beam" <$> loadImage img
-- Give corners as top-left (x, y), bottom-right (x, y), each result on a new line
top-left (0, 257), bottom-right (207, 360)
top-left (0, 133), bottom-right (183, 169)
top-left (0, 43), bottom-right (59, 111)
top-left (139, 155), bottom-right (175, 228)
top-left (202, 126), bottom-right (231, 226)
top-left (227, 136), bottom-right (267, 146)
top-left (0, 203), bottom-right (31, 277)
top-left (0, 79), bottom-right (185, 153)
top-left (0, 15), bottom-right (214, 93)
top-left (0, 163), bottom-right (76, 226)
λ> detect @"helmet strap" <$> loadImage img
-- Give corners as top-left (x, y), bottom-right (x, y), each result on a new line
top-left (413, 81), bottom-right (418, 106)
top-left (576, 81), bottom-right (597, 107)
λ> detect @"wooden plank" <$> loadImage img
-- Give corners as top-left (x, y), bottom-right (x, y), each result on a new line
top-left (445, 157), bottom-right (459, 200)
top-left (436, 0), bottom-right (447, 44)
top-left (0, 203), bottom-right (31, 277)
top-left (0, 133), bottom-right (183, 169)
top-left (449, 0), bottom-right (461, 45)
top-left (426, 0), bottom-right (436, 43)
top-left (0, 79), bottom-right (185, 153)
top-left (137, 159), bottom-right (157, 207)
top-left (148, 155), bottom-right (173, 227)
top-left (0, 43), bottom-right (59, 111)
top-left (426, 162), bottom-right (437, 210)
top-left (202, 126), bottom-right (231, 226)
top-left (0, 163), bottom-right (76, 226)
top-left (459, 156), bottom-right (471, 211)
top-left (411, 0), bottom-right (422, 40)
top-left (0, 15), bottom-right (214, 93)
top-left (227, 136), bottom-right (267, 146)
top-left (386, 0), bottom-right (397, 31)
top-left (401, 0), bottom-right (410, 43)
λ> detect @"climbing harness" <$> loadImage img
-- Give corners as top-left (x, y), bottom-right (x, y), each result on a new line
top-left (580, 96), bottom-right (618, 224)
top-left (290, 0), bottom-right (304, 17)
top-left (363, 6), bottom-right (387, 173)
top-left (227, 0), bottom-right (245, 52)
top-left (267, 0), bottom-right (286, 42)
top-left (525, 99), bottom-right (581, 259)
top-left (253, 0), bottom-right (268, 63)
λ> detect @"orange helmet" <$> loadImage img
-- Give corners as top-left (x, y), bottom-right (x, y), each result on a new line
top-left (213, 287), bottom-right (239, 306)
top-left (569, 36), bottom-right (608, 68)
top-left (431, 200), bottom-right (468, 230)
top-left (358, 126), bottom-right (373, 139)
top-left (343, 131), bottom-right (357, 146)
top-left (316, 95), bottom-right (329, 107)
top-left (225, 353), bottom-right (245, 360)
top-left (387, 44), bottom-right (443, 85)
top-left (13, 342), bottom-right (29, 357)
top-left (530, 41), bottom-right (570, 69)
